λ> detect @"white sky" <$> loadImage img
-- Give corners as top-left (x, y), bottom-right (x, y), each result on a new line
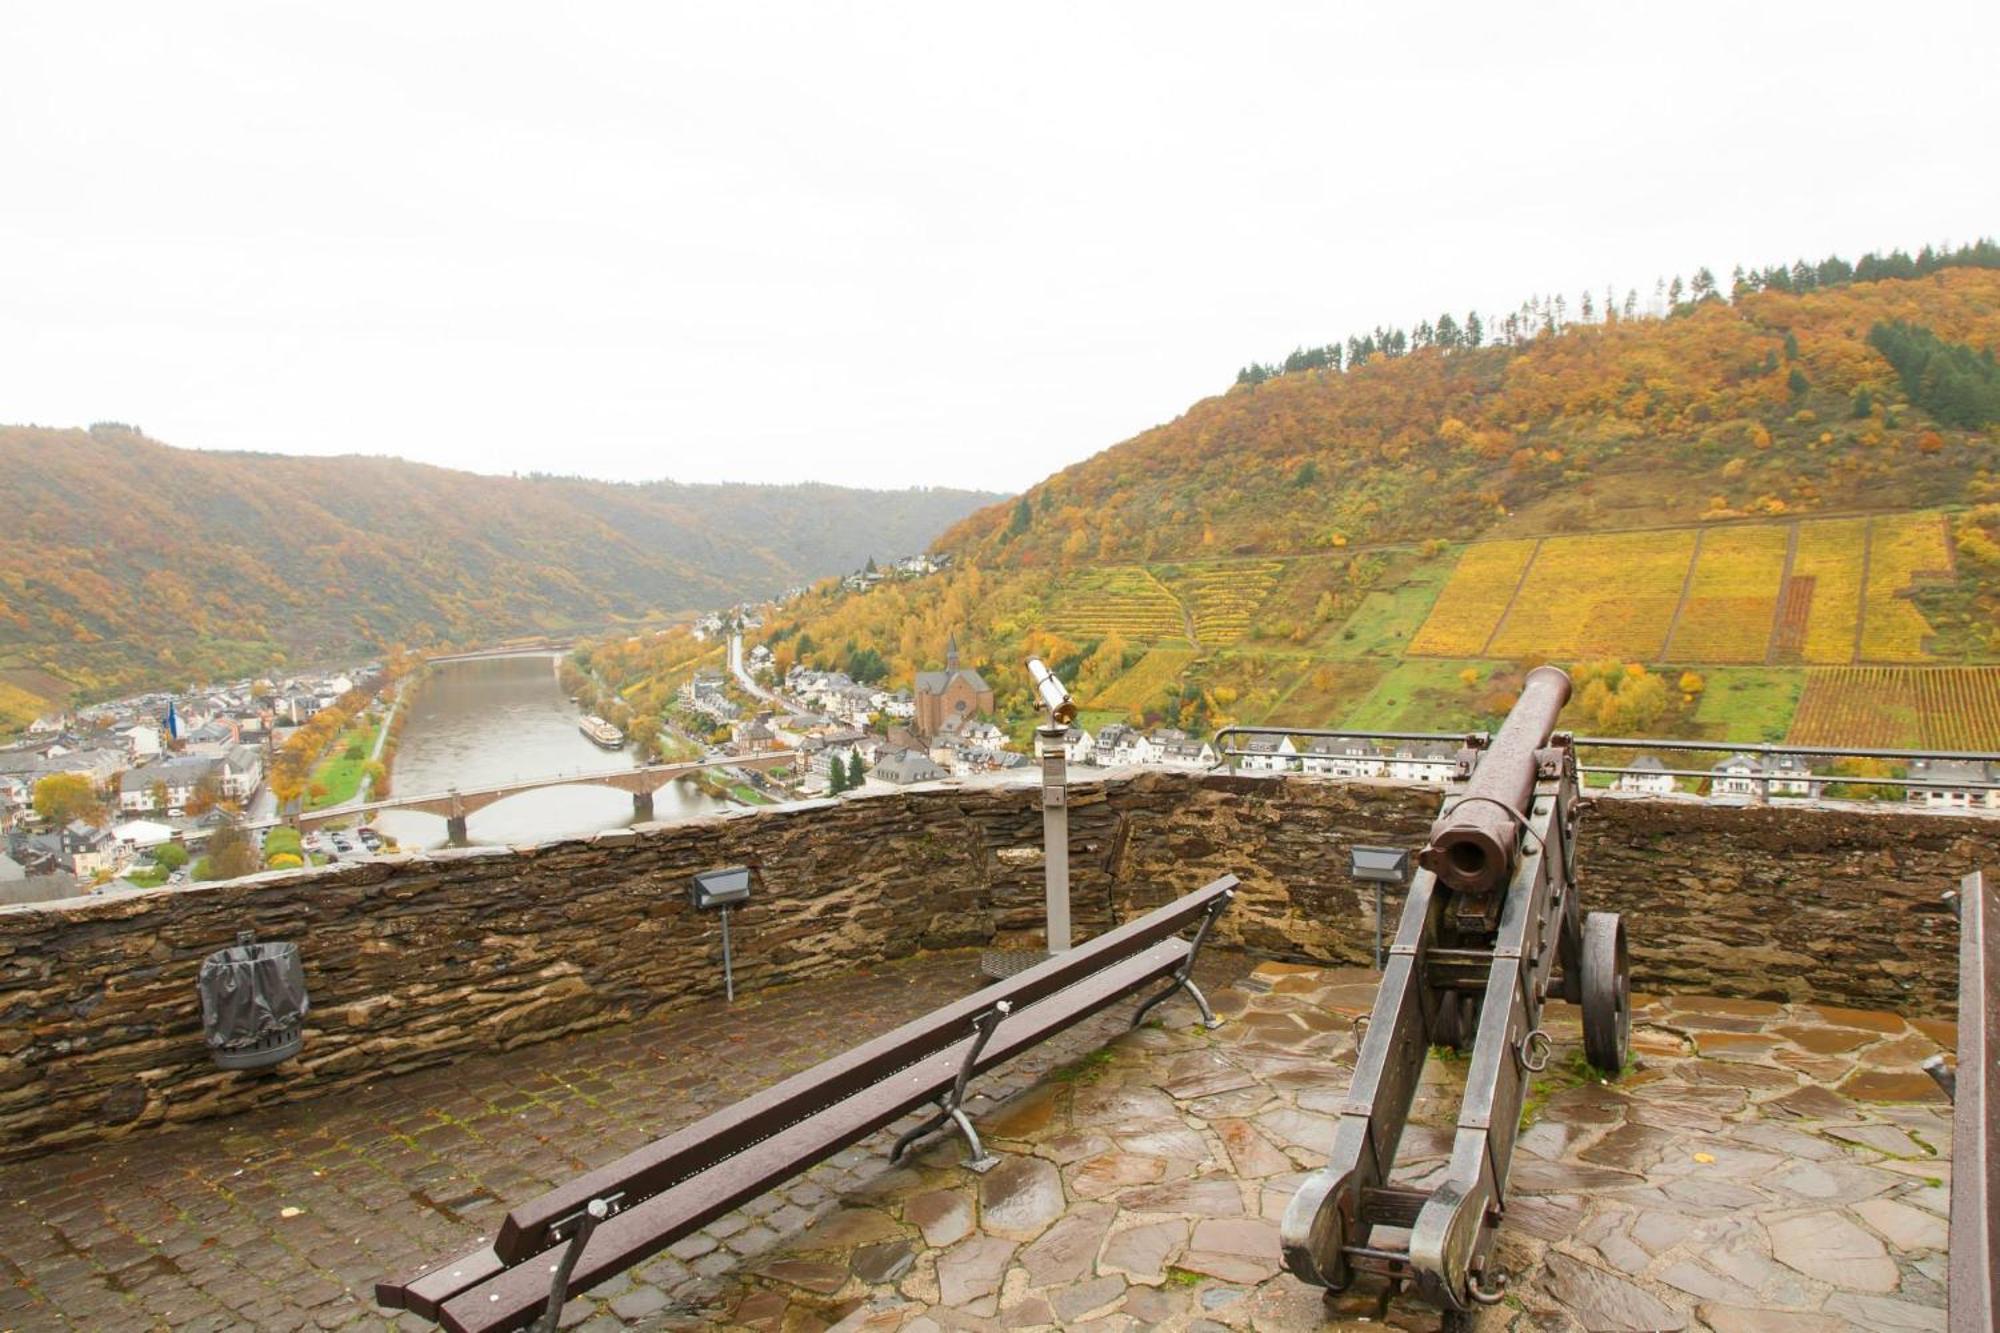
top-left (3, 4), bottom-right (1995, 493)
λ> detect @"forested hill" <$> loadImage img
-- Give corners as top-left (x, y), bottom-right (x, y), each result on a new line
top-left (0, 426), bottom-right (999, 708)
top-left (940, 255), bottom-right (2000, 567)
top-left (688, 249), bottom-right (2000, 753)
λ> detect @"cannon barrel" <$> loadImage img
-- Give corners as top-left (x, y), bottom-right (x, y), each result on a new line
top-left (1417, 665), bottom-right (1572, 894)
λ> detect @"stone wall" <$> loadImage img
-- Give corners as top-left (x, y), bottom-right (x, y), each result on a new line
top-left (0, 773), bottom-right (1989, 1160)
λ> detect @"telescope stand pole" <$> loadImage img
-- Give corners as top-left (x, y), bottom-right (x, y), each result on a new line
top-left (1039, 724), bottom-right (1071, 953)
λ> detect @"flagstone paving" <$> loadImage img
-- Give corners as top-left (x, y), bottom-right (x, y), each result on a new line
top-left (682, 963), bottom-right (1956, 1333)
top-left (0, 955), bottom-right (1957, 1331)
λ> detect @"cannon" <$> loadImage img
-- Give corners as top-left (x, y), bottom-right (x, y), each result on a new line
top-left (1280, 665), bottom-right (1630, 1326)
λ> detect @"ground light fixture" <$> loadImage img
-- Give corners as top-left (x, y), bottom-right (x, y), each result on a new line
top-left (1348, 844), bottom-right (1412, 970)
top-left (688, 866), bottom-right (753, 1001)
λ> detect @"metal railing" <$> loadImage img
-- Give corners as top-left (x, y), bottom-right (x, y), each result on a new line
top-left (1209, 725), bottom-right (2000, 801)
top-left (1946, 869), bottom-right (1997, 1331)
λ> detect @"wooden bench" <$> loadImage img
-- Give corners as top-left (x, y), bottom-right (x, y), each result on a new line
top-left (377, 875), bottom-right (1237, 1333)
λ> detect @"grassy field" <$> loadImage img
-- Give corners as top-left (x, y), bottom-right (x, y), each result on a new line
top-left (1343, 659), bottom-right (1505, 732)
top-left (1689, 668), bottom-right (1804, 743)
top-left (1323, 557), bottom-right (1455, 660)
top-left (306, 715), bottom-right (383, 809)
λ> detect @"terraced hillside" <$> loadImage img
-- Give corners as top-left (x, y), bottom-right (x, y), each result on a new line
top-left (707, 256), bottom-right (2000, 750)
top-left (1408, 512), bottom-right (1961, 667)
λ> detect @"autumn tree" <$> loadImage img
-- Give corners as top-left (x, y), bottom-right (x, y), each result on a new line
top-left (33, 772), bottom-right (101, 825)
top-left (199, 819), bottom-right (260, 882)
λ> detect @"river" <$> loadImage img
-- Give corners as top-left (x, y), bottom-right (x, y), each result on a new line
top-left (371, 654), bottom-right (730, 849)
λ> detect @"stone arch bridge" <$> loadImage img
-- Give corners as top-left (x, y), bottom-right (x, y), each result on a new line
top-left (264, 752), bottom-right (797, 843)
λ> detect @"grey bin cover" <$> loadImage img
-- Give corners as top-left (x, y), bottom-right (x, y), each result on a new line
top-left (198, 939), bottom-right (309, 1051)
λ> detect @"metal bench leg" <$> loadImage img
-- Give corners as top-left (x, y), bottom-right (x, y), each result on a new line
top-left (1132, 889), bottom-right (1233, 1031)
top-left (530, 1196), bottom-right (609, 1333)
top-left (891, 1001), bottom-right (1011, 1173)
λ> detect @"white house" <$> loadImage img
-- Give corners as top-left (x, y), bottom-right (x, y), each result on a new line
top-left (1237, 735), bottom-right (1299, 773)
top-left (1387, 744), bottom-right (1455, 785)
top-left (1906, 759), bottom-right (1999, 811)
top-left (1093, 724), bottom-right (1158, 768)
top-left (1151, 732), bottom-right (1216, 770)
top-left (117, 756), bottom-right (219, 813)
top-left (218, 745), bottom-right (264, 800)
top-left (122, 725), bottom-right (163, 760)
top-left (1302, 739), bottom-right (1387, 779)
top-left (1616, 754), bottom-right (1677, 796)
top-left (1712, 753), bottom-right (1818, 799)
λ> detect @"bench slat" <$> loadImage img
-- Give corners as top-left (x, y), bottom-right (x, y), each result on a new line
top-left (489, 875), bottom-right (1234, 1263)
top-left (375, 1246), bottom-right (504, 1318)
top-left (435, 937), bottom-right (1193, 1333)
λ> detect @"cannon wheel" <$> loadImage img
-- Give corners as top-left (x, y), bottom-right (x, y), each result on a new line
top-left (1432, 988), bottom-right (1476, 1051)
top-left (1581, 912), bottom-right (1630, 1075)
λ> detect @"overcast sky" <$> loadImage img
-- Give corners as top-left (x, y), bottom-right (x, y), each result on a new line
top-left (4, 4), bottom-right (1995, 494)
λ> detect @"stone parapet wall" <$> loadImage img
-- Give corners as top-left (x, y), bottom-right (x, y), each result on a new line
top-left (0, 773), bottom-right (1988, 1160)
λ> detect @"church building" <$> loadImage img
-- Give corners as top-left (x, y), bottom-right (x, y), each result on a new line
top-left (913, 634), bottom-right (994, 737)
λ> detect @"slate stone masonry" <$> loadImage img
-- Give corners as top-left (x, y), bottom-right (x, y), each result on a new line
top-left (0, 772), bottom-right (1987, 1161)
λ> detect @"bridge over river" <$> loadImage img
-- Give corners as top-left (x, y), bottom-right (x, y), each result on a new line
top-left (256, 751), bottom-right (797, 843)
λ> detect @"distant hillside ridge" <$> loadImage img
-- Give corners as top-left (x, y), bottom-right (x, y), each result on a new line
top-left (938, 251), bottom-right (2000, 568)
top-left (694, 255), bottom-right (2000, 754)
top-left (0, 425), bottom-right (1001, 715)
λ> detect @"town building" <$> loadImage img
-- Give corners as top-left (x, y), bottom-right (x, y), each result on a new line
top-left (1712, 753), bottom-right (1820, 799)
top-left (913, 636), bottom-right (993, 738)
top-left (1238, 735), bottom-right (1299, 774)
top-left (871, 749), bottom-right (947, 785)
top-left (1616, 754), bottom-right (1677, 796)
top-left (1906, 758), bottom-right (2000, 811)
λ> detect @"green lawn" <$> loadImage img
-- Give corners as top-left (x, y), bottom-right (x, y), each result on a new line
top-left (1321, 555), bottom-right (1456, 661)
top-left (306, 715), bottom-right (384, 809)
top-left (123, 864), bottom-right (170, 888)
top-left (1342, 658), bottom-right (1502, 732)
top-left (1689, 668), bottom-right (1804, 743)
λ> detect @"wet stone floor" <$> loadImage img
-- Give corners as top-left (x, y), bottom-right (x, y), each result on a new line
top-left (0, 955), bottom-right (1957, 1332)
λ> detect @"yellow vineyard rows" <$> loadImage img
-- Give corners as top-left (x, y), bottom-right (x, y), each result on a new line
top-left (1789, 666), bottom-right (2000, 749)
top-left (1163, 561), bottom-right (1285, 646)
top-left (1860, 513), bottom-right (1953, 662)
top-left (1406, 539), bottom-right (1538, 656)
top-left (1410, 512), bottom-right (1957, 665)
top-left (1787, 517), bottom-right (1867, 663)
top-left (1490, 529), bottom-right (1695, 661)
top-left (1089, 646), bottom-right (1196, 711)
top-left (1046, 566), bottom-right (1186, 641)
top-left (1666, 525), bottom-right (1790, 662)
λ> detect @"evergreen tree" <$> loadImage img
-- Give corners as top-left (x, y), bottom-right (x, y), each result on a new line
top-left (1465, 311), bottom-right (1483, 347)
top-left (846, 752), bottom-right (865, 788)
top-left (1007, 497), bottom-right (1031, 538)
top-left (1851, 387), bottom-right (1874, 418)
top-left (1787, 367), bottom-right (1810, 398)
top-left (827, 756), bottom-right (848, 795)
top-left (1783, 330), bottom-right (1800, 361)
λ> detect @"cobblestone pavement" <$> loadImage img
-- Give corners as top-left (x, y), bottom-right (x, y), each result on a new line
top-left (681, 962), bottom-right (1956, 1333)
top-left (0, 950), bottom-right (1243, 1332)
top-left (0, 955), bottom-right (1955, 1332)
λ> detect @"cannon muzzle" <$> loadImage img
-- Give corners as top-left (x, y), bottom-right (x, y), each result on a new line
top-left (1418, 665), bottom-right (1571, 894)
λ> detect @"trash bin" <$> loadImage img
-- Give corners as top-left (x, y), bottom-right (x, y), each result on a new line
top-left (198, 930), bottom-right (309, 1070)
